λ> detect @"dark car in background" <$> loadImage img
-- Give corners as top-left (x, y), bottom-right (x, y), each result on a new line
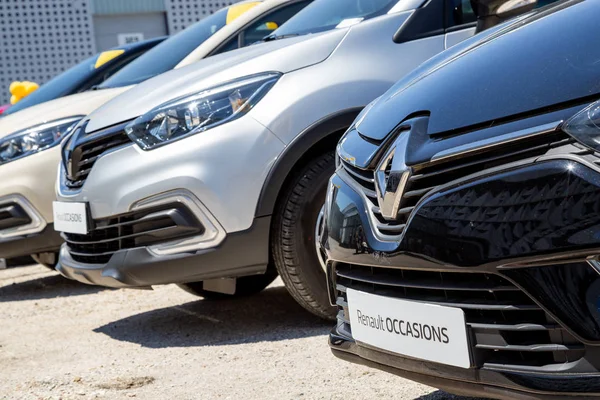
top-left (1, 37), bottom-right (165, 116)
top-left (323, 0), bottom-right (600, 398)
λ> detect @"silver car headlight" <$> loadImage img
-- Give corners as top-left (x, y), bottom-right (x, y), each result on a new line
top-left (0, 116), bottom-right (82, 166)
top-left (125, 73), bottom-right (281, 150)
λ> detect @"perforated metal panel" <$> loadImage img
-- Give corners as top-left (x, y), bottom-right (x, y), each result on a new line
top-left (164, 0), bottom-right (243, 34)
top-left (0, 0), bottom-right (96, 104)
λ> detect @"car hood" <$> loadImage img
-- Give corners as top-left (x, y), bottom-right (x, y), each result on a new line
top-left (0, 87), bottom-right (130, 138)
top-left (85, 29), bottom-right (348, 132)
top-left (356, 0), bottom-right (598, 141)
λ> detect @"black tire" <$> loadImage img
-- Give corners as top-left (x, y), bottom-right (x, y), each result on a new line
top-left (271, 151), bottom-right (337, 320)
top-left (177, 272), bottom-right (277, 299)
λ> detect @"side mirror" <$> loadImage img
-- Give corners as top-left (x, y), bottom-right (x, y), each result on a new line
top-left (472, 0), bottom-right (537, 32)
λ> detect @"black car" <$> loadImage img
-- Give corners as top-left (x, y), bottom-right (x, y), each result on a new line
top-left (322, 0), bottom-right (600, 398)
top-left (2, 37), bottom-right (165, 116)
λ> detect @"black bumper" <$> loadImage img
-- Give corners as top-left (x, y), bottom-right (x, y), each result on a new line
top-left (0, 224), bottom-right (63, 259)
top-left (330, 331), bottom-right (600, 400)
top-left (57, 216), bottom-right (270, 288)
top-left (324, 158), bottom-right (600, 398)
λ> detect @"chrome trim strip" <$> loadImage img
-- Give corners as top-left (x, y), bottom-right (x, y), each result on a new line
top-left (337, 168), bottom-right (403, 243)
top-left (0, 194), bottom-right (47, 240)
top-left (131, 189), bottom-right (226, 256)
top-left (431, 121), bottom-right (563, 162)
top-left (375, 133), bottom-right (412, 220)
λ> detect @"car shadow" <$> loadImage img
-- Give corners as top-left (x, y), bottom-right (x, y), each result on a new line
top-left (94, 285), bottom-right (331, 348)
top-left (0, 273), bottom-right (107, 302)
top-left (417, 391), bottom-right (488, 400)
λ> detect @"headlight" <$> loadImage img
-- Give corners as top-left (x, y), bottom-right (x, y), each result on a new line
top-left (563, 100), bottom-right (600, 150)
top-left (125, 73), bottom-right (281, 150)
top-left (0, 116), bottom-right (82, 166)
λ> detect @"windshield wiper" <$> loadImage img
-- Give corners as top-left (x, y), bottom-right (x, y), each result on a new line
top-left (262, 33), bottom-right (300, 42)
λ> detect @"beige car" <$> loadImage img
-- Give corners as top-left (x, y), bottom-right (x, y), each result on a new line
top-left (0, 0), bottom-right (310, 267)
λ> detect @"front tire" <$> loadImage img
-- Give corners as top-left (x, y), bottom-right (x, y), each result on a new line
top-left (271, 152), bottom-right (336, 320)
top-left (178, 272), bottom-right (277, 299)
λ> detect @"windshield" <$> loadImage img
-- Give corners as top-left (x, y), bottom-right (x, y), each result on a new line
top-left (3, 55), bottom-right (100, 116)
top-left (99, 7), bottom-right (230, 89)
top-left (270, 0), bottom-right (400, 37)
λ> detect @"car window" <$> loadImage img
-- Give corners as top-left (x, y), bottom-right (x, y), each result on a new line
top-left (446, 0), bottom-right (561, 29)
top-left (2, 55), bottom-right (98, 116)
top-left (446, 0), bottom-right (476, 28)
top-left (271, 0), bottom-right (401, 37)
top-left (212, 36), bottom-right (241, 56)
top-left (79, 50), bottom-right (149, 92)
top-left (98, 7), bottom-right (231, 88)
top-left (212, 1), bottom-right (312, 56)
top-left (3, 41), bottom-right (162, 116)
top-left (241, 1), bottom-right (311, 46)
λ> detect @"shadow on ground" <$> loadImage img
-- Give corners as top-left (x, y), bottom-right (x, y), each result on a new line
top-left (0, 272), bottom-right (106, 302)
top-left (417, 390), bottom-right (488, 400)
top-left (95, 285), bottom-right (331, 348)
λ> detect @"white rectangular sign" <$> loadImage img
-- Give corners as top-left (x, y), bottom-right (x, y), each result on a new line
top-left (347, 289), bottom-right (471, 368)
top-left (53, 201), bottom-right (88, 235)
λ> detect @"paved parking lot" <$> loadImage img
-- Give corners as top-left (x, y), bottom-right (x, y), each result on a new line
top-left (1, 265), bottom-right (477, 399)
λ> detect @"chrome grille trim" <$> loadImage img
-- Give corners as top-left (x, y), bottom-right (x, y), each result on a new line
top-left (337, 166), bottom-right (404, 242)
top-left (63, 204), bottom-right (203, 264)
top-left (338, 121), bottom-right (574, 242)
top-left (0, 194), bottom-right (46, 240)
top-left (334, 263), bottom-right (586, 372)
top-left (431, 120), bottom-right (563, 162)
top-left (61, 121), bottom-right (133, 192)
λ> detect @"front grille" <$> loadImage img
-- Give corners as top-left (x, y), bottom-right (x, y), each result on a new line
top-left (334, 263), bottom-right (586, 371)
top-left (63, 204), bottom-right (203, 264)
top-left (340, 159), bottom-right (407, 238)
top-left (64, 122), bottom-right (132, 190)
top-left (339, 130), bottom-right (573, 240)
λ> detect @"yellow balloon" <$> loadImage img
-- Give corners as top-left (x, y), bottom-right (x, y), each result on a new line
top-left (10, 94), bottom-right (22, 105)
top-left (9, 81), bottom-right (21, 95)
top-left (11, 82), bottom-right (27, 98)
top-left (23, 82), bottom-right (39, 96)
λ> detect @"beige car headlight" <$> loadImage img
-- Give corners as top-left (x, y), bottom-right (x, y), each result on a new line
top-left (0, 116), bottom-right (82, 166)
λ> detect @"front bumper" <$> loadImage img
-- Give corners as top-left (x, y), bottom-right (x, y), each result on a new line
top-left (330, 335), bottom-right (600, 400)
top-left (57, 216), bottom-right (270, 288)
top-left (56, 116), bottom-right (284, 287)
top-left (324, 153), bottom-right (600, 398)
top-left (0, 146), bottom-right (62, 258)
top-left (0, 225), bottom-right (62, 259)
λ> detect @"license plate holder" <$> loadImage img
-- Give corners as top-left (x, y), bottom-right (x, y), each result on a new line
top-left (347, 288), bottom-right (472, 368)
top-left (53, 201), bottom-right (89, 235)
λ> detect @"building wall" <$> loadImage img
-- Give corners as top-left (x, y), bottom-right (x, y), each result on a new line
top-left (0, 0), bottom-right (96, 104)
top-left (92, 0), bottom-right (166, 15)
top-left (0, 0), bottom-right (245, 104)
top-left (164, 0), bottom-right (240, 34)
top-left (93, 13), bottom-right (168, 51)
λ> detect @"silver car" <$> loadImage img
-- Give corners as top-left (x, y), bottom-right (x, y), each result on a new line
top-left (0, 0), bottom-right (310, 269)
top-left (54, 0), bottom-right (478, 318)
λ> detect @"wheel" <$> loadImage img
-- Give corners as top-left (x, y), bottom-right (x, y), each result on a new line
top-left (32, 252), bottom-right (58, 270)
top-left (177, 272), bottom-right (277, 299)
top-left (271, 151), bottom-right (337, 320)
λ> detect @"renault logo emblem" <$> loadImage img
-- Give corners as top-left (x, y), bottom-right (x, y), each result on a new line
top-left (374, 133), bottom-right (412, 220)
top-left (63, 122), bottom-right (85, 179)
